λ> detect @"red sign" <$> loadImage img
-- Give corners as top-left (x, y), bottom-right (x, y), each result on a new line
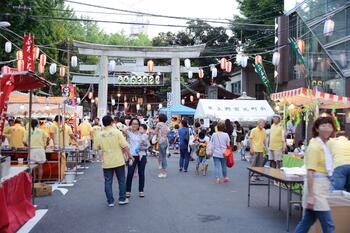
top-left (61, 84), bottom-right (76, 106)
top-left (0, 75), bottom-right (14, 137)
top-left (22, 34), bottom-right (35, 72)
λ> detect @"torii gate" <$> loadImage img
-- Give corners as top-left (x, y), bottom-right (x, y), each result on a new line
top-left (73, 41), bottom-right (205, 118)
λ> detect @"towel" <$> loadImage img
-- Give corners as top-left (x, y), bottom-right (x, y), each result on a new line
top-left (316, 137), bottom-right (333, 176)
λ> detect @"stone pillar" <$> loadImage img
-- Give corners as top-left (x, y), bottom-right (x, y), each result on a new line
top-left (171, 57), bottom-right (181, 105)
top-left (97, 55), bottom-right (108, 118)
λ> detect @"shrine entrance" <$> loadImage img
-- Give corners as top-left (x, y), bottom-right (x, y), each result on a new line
top-left (73, 41), bottom-right (205, 117)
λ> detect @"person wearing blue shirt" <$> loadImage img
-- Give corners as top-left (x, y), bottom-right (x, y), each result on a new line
top-left (178, 120), bottom-right (190, 172)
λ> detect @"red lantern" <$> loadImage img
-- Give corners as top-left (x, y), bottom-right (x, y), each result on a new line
top-left (1, 66), bottom-right (10, 74)
top-left (220, 58), bottom-right (227, 70)
top-left (17, 60), bottom-right (24, 72)
top-left (297, 39), bottom-right (305, 55)
top-left (40, 54), bottom-right (47, 66)
top-left (225, 61), bottom-right (232, 72)
top-left (255, 55), bottom-right (262, 64)
top-left (147, 60), bottom-right (154, 72)
top-left (59, 66), bottom-right (65, 77)
top-left (16, 50), bottom-right (23, 60)
top-left (33, 47), bottom-right (40, 60)
top-left (38, 64), bottom-right (45, 74)
top-left (198, 68), bottom-right (204, 79)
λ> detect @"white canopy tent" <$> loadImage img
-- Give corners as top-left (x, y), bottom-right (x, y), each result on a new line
top-left (194, 99), bottom-right (275, 122)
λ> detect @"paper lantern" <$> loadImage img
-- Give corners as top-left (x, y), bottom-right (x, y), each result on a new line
top-left (71, 56), bottom-right (78, 67)
top-left (198, 68), bottom-right (204, 78)
top-left (147, 60), bottom-right (154, 72)
top-left (181, 99), bottom-right (185, 105)
top-left (40, 54), bottom-right (47, 66)
top-left (33, 47), bottom-right (40, 60)
top-left (211, 67), bottom-right (217, 78)
top-left (196, 92), bottom-right (200, 98)
top-left (49, 63), bottom-right (57, 74)
top-left (5, 41), bottom-right (12, 53)
top-left (188, 71), bottom-right (193, 79)
top-left (77, 97), bottom-right (81, 104)
top-left (272, 52), bottom-right (280, 66)
top-left (91, 99), bottom-right (95, 104)
top-left (255, 55), bottom-right (262, 64)
top-left (184, 59), bottom-right (191, 69)
top-left (190, 95), bottom-right (194, 102)
top-left (220, 58), bottom-right (227, 70)
top-left (297, 39), bottom-right (305, 55)
top-left (225, 61), bottom-right (232, 72)
top-left (323, 18), bottom-right (335, 37)
top-left (38, 64), bottom-right (45, 74)
top-left (59, 66), bottom-right (65, 77)
top-left (158, 103), bottom-right (163, 109)
top-left (16, 50), bottom-right (23, 60)
top-left (1, 66), bottom-right (10, 74)
top-left (109, 60), bottom-right (116, 71)
top-left (17, 59), bottom-right (24, 72)
top-left (147, 104), bottom-right (151, 111)
top-left (95, 97), bottom-right (98, 103)
top-left (124, 101), bottom-right (128, 109)
top-left (236, 53), bottom-right (242, 65)
top-left (111, 98), bottom-right (116, 106)
top-left (241, 55), bottom-right (248, 68)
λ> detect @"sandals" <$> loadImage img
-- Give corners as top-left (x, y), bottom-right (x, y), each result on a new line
top-left (139, 192), bottom-right (145, 198)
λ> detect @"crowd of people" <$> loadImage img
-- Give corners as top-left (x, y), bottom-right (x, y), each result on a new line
top-left (2, 112), bottom-right (350, 233)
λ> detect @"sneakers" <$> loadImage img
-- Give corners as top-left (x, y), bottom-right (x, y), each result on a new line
top-left (158, 173), bottom-right (167, 178)
top-left (126, 192), bottom-right (131, 198)
top-left (118, 199), bottom-right (129, 205)
top-left (108, 203), bottom-right (115, 207)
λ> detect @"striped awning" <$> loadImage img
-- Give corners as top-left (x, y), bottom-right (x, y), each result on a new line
top-left (271, 88), bottom-right (350, 109)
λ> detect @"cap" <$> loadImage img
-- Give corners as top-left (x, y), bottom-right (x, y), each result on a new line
top-left (273, 114), bottom-right (281, 119)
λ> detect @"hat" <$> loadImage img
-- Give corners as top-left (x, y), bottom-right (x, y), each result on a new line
top-left (273, 114), bottom-right (281, 119)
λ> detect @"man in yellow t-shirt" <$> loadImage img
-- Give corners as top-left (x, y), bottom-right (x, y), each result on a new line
top-left (269, 115), bottom-right (286, 168)
top-left (94, 115), bottom-right (131, 207)
top-left (78, 117), bottom-right (92, 140)
top-left (249, 119), bottom-right (266, 168)
top-left (8, 119), bottom-right (26, 148)
top-left (327, 131), bottom-right (350, 192)
top-left (49, 115), bottom-right (76, 147)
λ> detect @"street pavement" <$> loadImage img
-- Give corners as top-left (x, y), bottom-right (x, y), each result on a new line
top-left (31, 153), bottom-right (301, 233)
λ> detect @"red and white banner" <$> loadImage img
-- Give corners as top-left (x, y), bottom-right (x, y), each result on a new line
top-left (61, 84), bottom-right (76, 106)
top-left (0, 75), bottom-right (14, 137)
top-left (22, 34), bottom-right (35, 72)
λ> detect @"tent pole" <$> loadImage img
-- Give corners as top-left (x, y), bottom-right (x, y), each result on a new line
top-left (27, 90), bottom-right (33, 171)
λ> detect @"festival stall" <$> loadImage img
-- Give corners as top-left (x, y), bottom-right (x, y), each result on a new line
top-left (194, 99), bottom-right (275, 122)
top-left (271, 87), bottom-right (350, 143)
top-left (159, 104), bottom-right (196, 116)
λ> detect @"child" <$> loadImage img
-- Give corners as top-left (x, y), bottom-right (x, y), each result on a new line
top-left (196, 130), bottom-right (210, 176)
top-left (136, 124), bottom-right (149, 161)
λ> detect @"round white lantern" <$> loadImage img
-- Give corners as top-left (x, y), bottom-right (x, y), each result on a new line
top-left (184, 59), bottom-right (191, 69)
top-left (109, 60), bottom-right (116, 71)
top-left (241, 55), bottom-right (248, 68)
top-left (5, 41), bottom-right (12, 53)
top-left (188, 71), bottom-right (193, 79)
top-left (158, 103), bottom-right (163, 109)
top-left (211, 67), bottom-right (217, 78)
top-left (71, 56), bottom-right (78, 67)
top-left (49, 63), bottom-right (57, 74)
top-left (272, 52), bottom-right (280, 66)
top-left (323, 18), bottom-right (335, 37)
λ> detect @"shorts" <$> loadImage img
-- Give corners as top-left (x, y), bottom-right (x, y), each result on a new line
top-left (29, 148), bottom-right (46, 164)
top-left (269, 150), bottom-right (283, 161)
top-left (197, 156), bottom-right (208, 164)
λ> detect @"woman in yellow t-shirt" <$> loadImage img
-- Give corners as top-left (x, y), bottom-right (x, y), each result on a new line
top-left (24, 119), bottom-right (49, 182)
top-left (295, 116), bottom-right (336, 233)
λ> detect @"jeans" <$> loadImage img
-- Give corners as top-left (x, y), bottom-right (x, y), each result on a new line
top-left (294, 209), bottom-right (334, 233)
top-left (331, 165), bottom-right (350, 192)
top-left (213, 157), bottom-right (227, 178)
top-left (127, 156), bottom-right (147, 192)
top-left (159, 141), bottom-right (168, 169)
top-left (103, 165), bottom-right (126, 204)
top-left (179, 145), bottom-right (190, 171)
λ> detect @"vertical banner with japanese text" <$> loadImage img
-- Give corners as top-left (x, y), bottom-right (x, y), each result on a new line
top-left (22, 34), bottom-right (35, 72)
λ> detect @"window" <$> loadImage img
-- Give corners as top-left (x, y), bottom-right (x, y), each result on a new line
top-left (231, 81), bottom-right (241, 95)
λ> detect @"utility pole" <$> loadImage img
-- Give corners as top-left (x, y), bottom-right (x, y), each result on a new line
top-left (67, 40), bottom-right (70, 84)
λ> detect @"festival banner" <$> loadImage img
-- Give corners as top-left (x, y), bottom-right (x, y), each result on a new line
top-left (253, 63), bottom-right (273, 94)
top-left (0, 75), bottom-right (14, 137)
top-left (61, 84), bottom-right (76, 106)
top-left (22, 34), bottom-right (35, 72)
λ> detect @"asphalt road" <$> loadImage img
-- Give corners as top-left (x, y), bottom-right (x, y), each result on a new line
top-left (31, 153), bottom-right (301, 233)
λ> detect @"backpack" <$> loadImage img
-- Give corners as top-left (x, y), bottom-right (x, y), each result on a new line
top-left (198, 141), bottom-right (207, 157)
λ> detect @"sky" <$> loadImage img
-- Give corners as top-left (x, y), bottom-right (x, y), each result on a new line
top-left (66, 0), bottom-right (240, 38)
